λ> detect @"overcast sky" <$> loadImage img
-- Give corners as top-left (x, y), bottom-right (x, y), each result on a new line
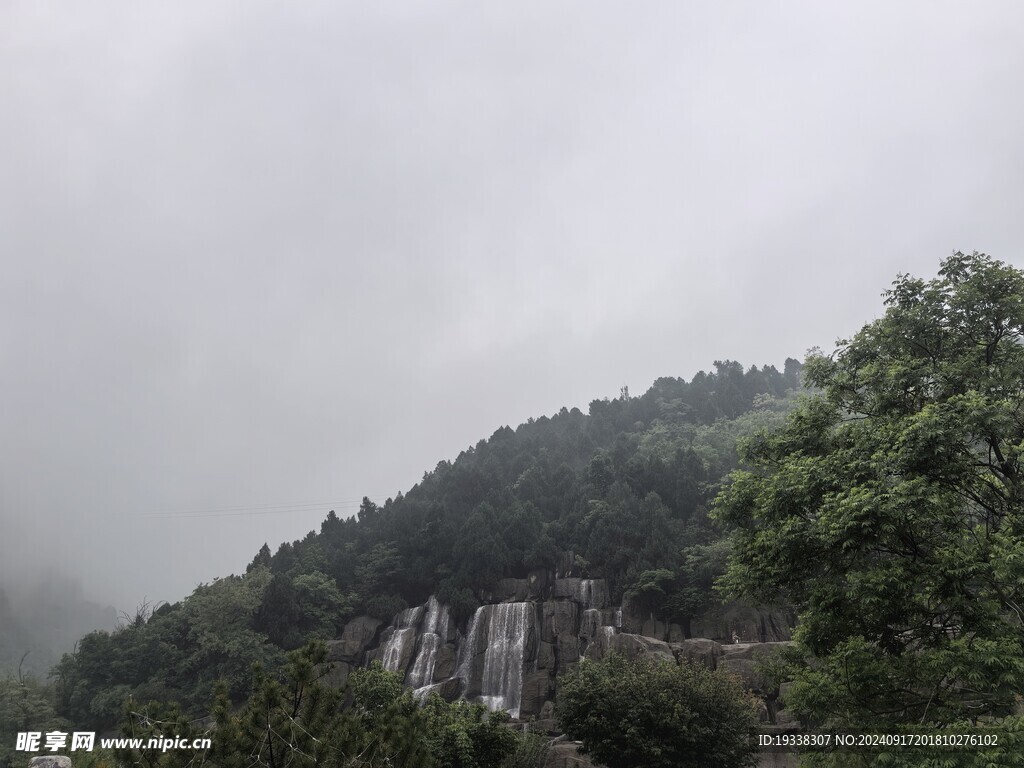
top-left (2, 2), bottom-right (1023, 611)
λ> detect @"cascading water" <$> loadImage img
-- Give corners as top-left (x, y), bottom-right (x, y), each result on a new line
top-left (577, 579), bottom-right (608, 609)
top-left (455, 605), bottom-right (485, 687)
top-left (380, 605), bottom-right (424, 674)
top-left (407, 596), bottom-right (449, 690)
top-left (479, 602), bottom-right (531, 719)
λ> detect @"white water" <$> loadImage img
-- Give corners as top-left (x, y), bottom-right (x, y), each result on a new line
top-left (479, 602), bottom-right (531, 719)
top-left (382, 627), bottom-right (416, 672)
top-left (577, 579), bottom-right (608, 609)
top-left (455, 605), bottom-right (485, 687)
top-left (380, 605), bottom-right (425, 674)
top-left (408, 596), bottom-right (450, 690)
top-left (615, 607), bottom-right (622, 628)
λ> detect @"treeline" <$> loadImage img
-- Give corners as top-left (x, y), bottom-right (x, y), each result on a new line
top-left (48, 359), bottom-right (802, 732)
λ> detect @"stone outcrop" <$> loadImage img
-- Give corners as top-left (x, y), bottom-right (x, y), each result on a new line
top-left (670, 637), bottom-right (723, 668)
top-left (689, 601), bottom-right (795, 643)
top-left (717, 642), bottom-right (792, 695)
top-left (350, 567), bottom-right (795, 727)
top-left (330, 616), bottom-right (382, 663)
top-left (543, 740), bottom-right (602, 768)
top-left (30, 759), bottom-right (73, 768)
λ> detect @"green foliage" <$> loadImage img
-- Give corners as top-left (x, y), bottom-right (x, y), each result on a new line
top-left (556, 653), bottom-right (760, 768)
top-left (716, 253), bottom-right (1024, 764)
top-left (419, 696), bottom-right (518, 768)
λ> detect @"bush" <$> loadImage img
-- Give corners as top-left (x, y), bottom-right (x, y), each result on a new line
top-left (556, 653), bottom-right (760, 768)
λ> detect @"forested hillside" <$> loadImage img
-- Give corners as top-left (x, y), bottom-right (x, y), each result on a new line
top-left (49, 359), bottom-right (802, 732)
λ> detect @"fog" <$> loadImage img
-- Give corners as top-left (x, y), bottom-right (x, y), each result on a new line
top-left (2, 1), bottom-right (1023, 636)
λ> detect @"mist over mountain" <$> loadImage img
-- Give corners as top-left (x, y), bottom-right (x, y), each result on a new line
top-left (0, 569), bottom-right (116, 677)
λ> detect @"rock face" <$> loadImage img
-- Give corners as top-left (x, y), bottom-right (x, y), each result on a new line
top-left (717, 642), bottom-right (791, 694)
top-left (543, 741), bottom-right (602, 768)
top-left (689, 601), bottom-right (795, 643)
top-left (331, 616), bottom-right (382, 663)
top-left (353, 569), bottom-right (795, 724)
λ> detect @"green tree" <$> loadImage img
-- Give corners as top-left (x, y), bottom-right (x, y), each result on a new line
top-left (716, 253), bottom-right (1024, 765)
top-left (556, 653), bottom-right (759, 768)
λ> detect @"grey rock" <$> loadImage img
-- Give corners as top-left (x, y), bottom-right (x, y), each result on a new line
top-left (333, 616), bottom-right (383, 662)
top-left (690, 601), bottom-right (795, 643)
top-left (432, 643), bottom-right (457, 681)
top-left (668, 623), bottom-right (685, 643)
top-left (557, 635), bottom-right (580, 661)
top-left (496, 578), bottom-right (531, 602)
top-left (553, 579), bottom-right (583, 600)
top-left (640, 618), bottom-right (668, 641)
top-left (30, 759), bottom-right (73, 768)
top-left (435, 676), bottom-right (464, 702)
top-left (586, 631), bottom-right (674, 663)
top-left (670, 637), bottom-right (722, 669)
top-left (317, 660), bottom-right (351, 688)
top-left (536, 640), bottom-right (555, 670)
top-left (519, 669), bottom-right (553, 719)
top-left (542, 600), bottom-right (578, 644)
top-left (543, 740), bottom-right (601, 768)
top-left (774, 708), bottom-right (799, 727)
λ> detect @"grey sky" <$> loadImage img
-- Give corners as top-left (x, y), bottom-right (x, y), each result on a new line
top-left (2, 2), bottom-right (1023, 611)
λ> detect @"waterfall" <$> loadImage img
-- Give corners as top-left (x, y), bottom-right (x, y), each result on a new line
top-left (382, 628), bottom-right (415, 672)
top-left (577, 579), bottom-right (608, 609)
top-left (380, 605), bottom-right (424, 674)
top-left (407, 596), bottom-right (449, 690)
top-left (455, 605), bottom-right (485, 687)
top-left (615, 607), bottom-right (622, 628)
top-left (479, 602), bottom-right (531, 719)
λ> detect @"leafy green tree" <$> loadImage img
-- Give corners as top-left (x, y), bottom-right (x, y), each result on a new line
top-left (716, 253), bottom-right (1024, 765)
top-left (556, 653), bottom-right (760, 768)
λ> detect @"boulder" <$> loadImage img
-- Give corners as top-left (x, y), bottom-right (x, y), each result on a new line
top-left (496, 578), bottom-right (531, 602)
top-left (527, 568), bottom-right (551, 598)
top-left (542, 600), bottom-right (579, 644)
top-left (519, 669), bottom-right (553, 719)
top-left (640, 618), bottom-right (668, 641)
top-left (586, 631), bottom-right (674, 663)
top-left (557, 635), bottom-right (581, 661)
top-left (432, 643), bottom-right (457, 681)
top-left (30, 759), bottom-right (73, 768)
top-left (435, 676), bottom-right (464, 702)
top-left (553, 578), bottom-right (583, 600)
top-left (774, 708), bottom-right (799, 727)
top-left (690, 601), bottom-right (795, 643)
top-left (332, 616), bottom-right (383, 662)
top-left (536, 640), bottom-right (555, 670)
top-left (543, 740), bottom-right (602, 768)
top-left (717, 643), bottom-right (791, 694)
top-left (670, 637), bottom-right (722, 669)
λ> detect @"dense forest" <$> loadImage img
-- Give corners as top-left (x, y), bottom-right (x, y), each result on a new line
top-left (35, 359), bottom-right (802, 736)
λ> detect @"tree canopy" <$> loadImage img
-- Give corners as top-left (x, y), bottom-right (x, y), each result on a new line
top-left (716, 252), bottom-right (1024, 765)
top-left (555, 652), bottom-right (760, 768)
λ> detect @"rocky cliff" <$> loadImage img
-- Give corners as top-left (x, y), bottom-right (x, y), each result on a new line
top-left (324, 569), bottom-right (797, 724)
